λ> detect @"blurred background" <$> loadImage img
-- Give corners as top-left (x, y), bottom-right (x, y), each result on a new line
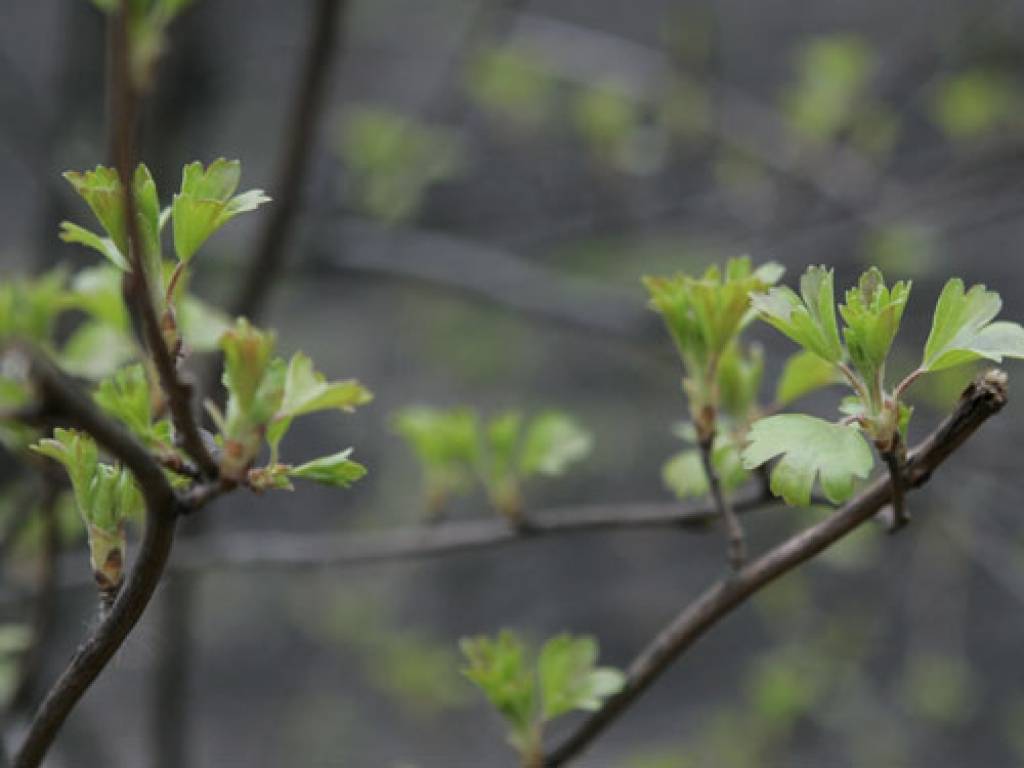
top-left (3, 0), bottom-right (1024, 765)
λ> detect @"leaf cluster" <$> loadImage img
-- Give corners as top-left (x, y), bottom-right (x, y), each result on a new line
top-left (392, 407), bottom-right (592, 521)
top-left (460, 630), bottom-right (624, 760)
top-left (745, 265), bottom-right (1024, 505)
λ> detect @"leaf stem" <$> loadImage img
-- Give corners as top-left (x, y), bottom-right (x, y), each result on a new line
top-left (698, 434), bottom-right (745, 570)
top-left (894, 367), bottom-right (925, 402)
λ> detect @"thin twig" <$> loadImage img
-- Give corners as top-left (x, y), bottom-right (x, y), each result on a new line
top-left (698, 435), bottom-right (745, 569)
top-left (171, 492), bottom-right (779, 573)
top-left (543, 370), bottom-right (1008, 767)
top-left (229, 0), bottom-right (347, 321)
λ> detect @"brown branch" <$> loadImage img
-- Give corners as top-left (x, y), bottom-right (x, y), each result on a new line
top-left (543, 369), bottom-right (1008, 767)
top-left (230, 0), bottom-right (347, 320)
top-left (697, 434), bottom-right (745, 569)
top-left (881, 434), bottom-right (909, 532)
top-left (169, 491), bottom-right (782, 573)
top-left (10, 349), bottom-right (182, 768)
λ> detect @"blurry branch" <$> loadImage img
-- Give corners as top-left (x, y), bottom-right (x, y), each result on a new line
top-left (543, 370), bottom-right (1008, 767)
top-left (314, 219), bottom-right (656, 341)
top-left (0, 492), bottom-right (789, 595)
top-left (170, 491), bottom-right (779, 573)
top-left (230, 0), bottom-right (348, 320)
top-left (7, 486), bottom-right (60, 716)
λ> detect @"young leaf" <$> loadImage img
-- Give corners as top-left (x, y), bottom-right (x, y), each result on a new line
top-left (518, 412), bottom-right (592, 477)
top-left (32, 429), bottom-right (98, 521)
top-left (487, 411), bottom-right (523, 477)
top-left (94, 365), bottom-right (152, 437)
top-left (0, 269), bottom-right (68, 345)
top-left (644, 257), bottom-right (783, 378)
top-left (460, 631), bottom-right (537, 747)
top-left (63, 166), bottom-right (128, 256)
top-left (920, 279), bottom-right (1024, 372)
top-left (741, 414), bottom-right (874, 505)
top-left (288, 448), bottom-right (367, 488)
top-left (393, 406), bottom-right (481, 510)
top-left (171, 158), bottom-right (270, 262)
top-left (774, 350), bottom-right (843, 406)
top-left (839, 267), bottom-right (911, 384)
top-left (537, 634), bottom-right (624, 720)
top-left (663, 437), bottom-right (748, 500)
top-left (751, 265), bottom-right (845, 363)
top-left (58, 222), bottom-right (129, 271)
top-left (267, 352), bottom-right (373, 451)
top-left (717, 343), bottom-right (764, 419)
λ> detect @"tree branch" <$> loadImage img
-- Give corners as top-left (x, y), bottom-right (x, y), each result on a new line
top-left (169, 491), bottom-right (782, 573)
top-left (10, 349), bottom-right (182, 768)
top-left (543, 369), bottom-right (1008, 767)
top-left (230, 0), bottom-right (347, 320)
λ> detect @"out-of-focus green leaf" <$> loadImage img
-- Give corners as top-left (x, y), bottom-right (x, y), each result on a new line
top-left (518, 412), bottom-right (592, 478)
top-left (537, 634), bottom-right (624, 720)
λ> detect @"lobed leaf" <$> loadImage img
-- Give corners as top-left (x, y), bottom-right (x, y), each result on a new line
top-left (921, 278), bottom-right (1024, 372)
top-left (741, 414), bottom-right (874, 505)
top-left (538, 634), bottom-right (624, 720)
top-left (171, 158), bottom-right (270, 262)
top-left (839, 267), bottom-right (910, 384)
top-left (751, 266), bottom-right (844, 363)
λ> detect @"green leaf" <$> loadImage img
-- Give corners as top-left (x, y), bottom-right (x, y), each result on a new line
top-left (288, 448), bottom-right (367, 488)
top-left (717, 343), bottom-right (764, 418)
top-left (538, 634), bottom-right (624, 721)
top-left (59, 222), bottom-right (128, 271)
top-left (662, 437), bottom-right (748, 500)
top-left (486, 411), bottom-right (524, 483)
top-left (60, 321), bottom-right (136, 380)
top-left (644, 257), bottom-right (783, 380)
top-left (921, 279), bottom-right (1024, 372)
top-left (171, 158), bottom-right (270, 261)
top-left (177, 295), bottom-right (233, 352)
top-left (518, 412), bottom-right (592, 478)
top-left (66, 265), bottom-right (128, 331)
top-left (741, 414), bottom-right (874, 505)
top-left (277, 351), bottom-right (373, 418)
top-left (839, 267), bottom-right (911, 384)
top-left (392, 406), bottom-right (481, 506)
top-left (751, 265), bottom-right (845, 363)
top-left (460, 630), bottom-right (537, 743)
top-left (93, 364), bottom-right (167, 447)
top-left (32, 429), bottom-right (99, 523)
top-left (775, 350), bottom-right (843, 406)
top-left (221, 318), bottom-right (277, 414)
top-left (0, 269), bottom-right (68, 345)
top-left (63, 166), bottom-right (128, 256)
